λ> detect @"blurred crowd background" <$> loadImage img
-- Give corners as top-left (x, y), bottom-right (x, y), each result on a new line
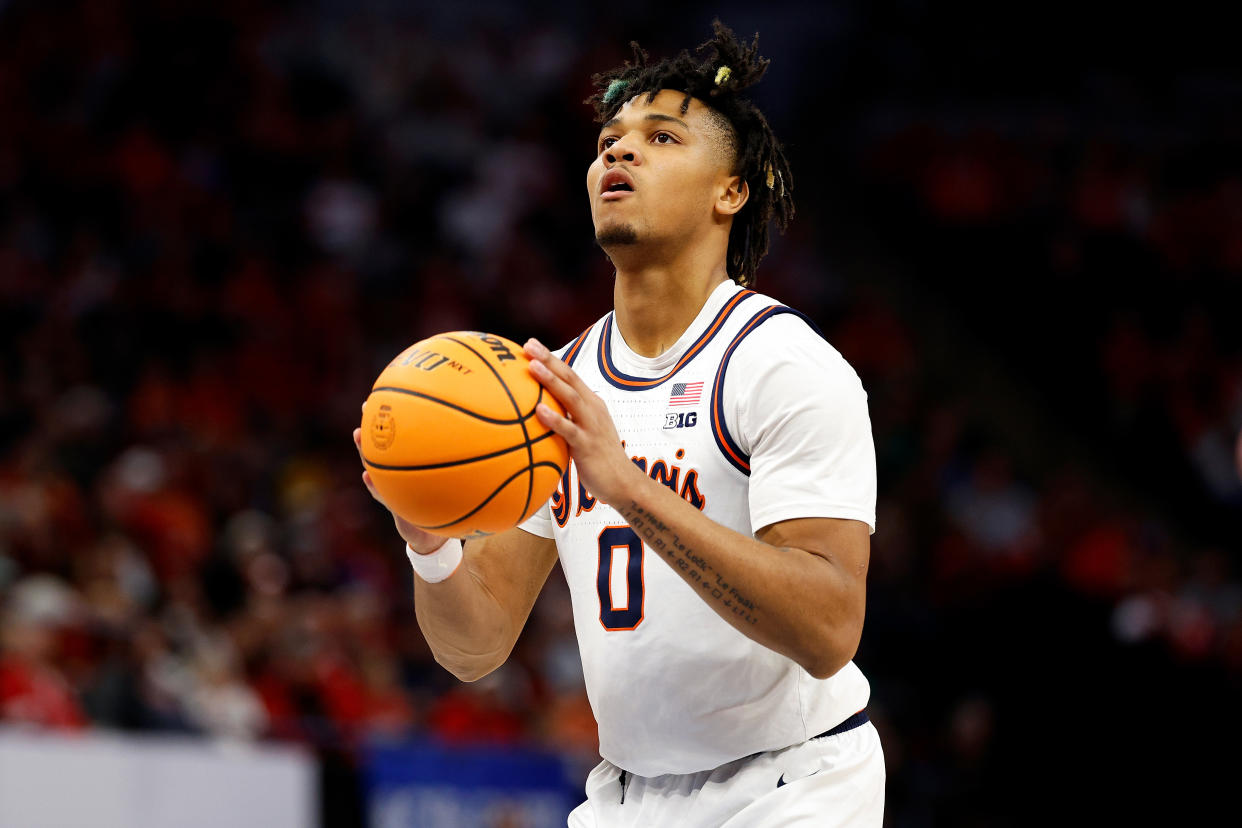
top-left (1, 0), bottom-right (1238, 825)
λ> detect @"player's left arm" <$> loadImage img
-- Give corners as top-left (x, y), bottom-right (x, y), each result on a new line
top-left (526, 337), bottom-right (870, 680)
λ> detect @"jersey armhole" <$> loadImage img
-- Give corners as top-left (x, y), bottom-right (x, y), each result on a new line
top-left (708, 306), bottom-right (826, 476)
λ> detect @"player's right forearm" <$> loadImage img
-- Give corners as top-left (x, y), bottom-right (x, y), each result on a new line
top-left (412, 544), bottom-right (513, 682)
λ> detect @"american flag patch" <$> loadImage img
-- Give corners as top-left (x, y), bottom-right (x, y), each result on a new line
top-left (668, 381), bottom-right (703, 406)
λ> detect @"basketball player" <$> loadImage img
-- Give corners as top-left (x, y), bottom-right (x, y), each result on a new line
top-left (355, 22), bottom-right (882, 826)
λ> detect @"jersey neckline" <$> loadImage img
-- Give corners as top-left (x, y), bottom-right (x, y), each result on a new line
top-left (598, 282), bottom-right (754, 390)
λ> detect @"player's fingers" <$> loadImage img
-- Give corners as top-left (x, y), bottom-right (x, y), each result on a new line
top-left (536, 401), bottom-right (583, 444)
top-left (524, 338), bottom-right (550, 359)
top-left (529, 358), bottom-right (585, 414)
top-left (526, 342), bottom-right (586, 397)
top-left (525, 339), bottom-right (589, 394)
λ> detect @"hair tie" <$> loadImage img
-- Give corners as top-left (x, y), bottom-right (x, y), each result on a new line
top-left (764, 163), bottom-right (784, 196)
top-left (714, 66), bottom-right (732, 86)
top-left (603, 78), bottom-right (630, 104)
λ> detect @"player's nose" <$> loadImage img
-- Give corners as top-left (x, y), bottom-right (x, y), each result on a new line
top-left (604, 134), bottom-right (643, 167)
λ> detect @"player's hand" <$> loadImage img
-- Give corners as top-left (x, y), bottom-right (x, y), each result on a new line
top-left (525, 338), bottom-right (645, 507)
top-left (353, 421), bottom-right (452, 555)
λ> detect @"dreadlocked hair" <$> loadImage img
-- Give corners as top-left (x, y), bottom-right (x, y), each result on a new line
top-left (586, 21), bottom-right (794, 288)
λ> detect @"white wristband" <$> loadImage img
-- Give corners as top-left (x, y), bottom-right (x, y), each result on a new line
top-left (406, 538), bottom-right (463, 583)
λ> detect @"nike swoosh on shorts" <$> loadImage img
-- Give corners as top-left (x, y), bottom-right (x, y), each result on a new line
top-left (776, 770), bottom-right (821, 788)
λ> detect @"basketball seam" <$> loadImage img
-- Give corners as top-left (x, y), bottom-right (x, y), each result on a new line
top-left (362, 428), bottom-right (560, 471)
top-left (412, 461), bottom-right (565, 531)
top-left (369, 385), bottom-right (541, 425)
top-left (440, 335), bottom-right (537, 524)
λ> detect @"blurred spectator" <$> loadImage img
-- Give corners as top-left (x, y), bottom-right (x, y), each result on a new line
top-left (0, 576), bottom-right (87, 729)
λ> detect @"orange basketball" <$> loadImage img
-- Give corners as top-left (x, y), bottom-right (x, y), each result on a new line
top-left (360, 331), bottom-right (570, 538)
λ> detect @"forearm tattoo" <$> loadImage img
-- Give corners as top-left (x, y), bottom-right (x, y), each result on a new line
top-left (620, 500), bottom-right (759, 625)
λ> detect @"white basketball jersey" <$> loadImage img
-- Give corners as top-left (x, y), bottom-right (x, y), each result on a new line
top-left (521, 280), bottom-right (875, 777)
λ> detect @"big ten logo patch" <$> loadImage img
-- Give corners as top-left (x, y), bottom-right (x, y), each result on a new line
top-left (664, 411), bottom-right (698, 430)
top-left (371, 404), bottom-right (396, 449)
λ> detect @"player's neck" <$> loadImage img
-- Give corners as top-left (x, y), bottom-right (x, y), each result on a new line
top-left (612, 257), bottom-right (731, 358)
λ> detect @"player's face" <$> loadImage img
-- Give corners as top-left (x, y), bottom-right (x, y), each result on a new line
top-left (588, 89), bottom-right (740, 251)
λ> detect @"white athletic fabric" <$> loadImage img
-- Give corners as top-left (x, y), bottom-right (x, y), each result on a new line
top-left (568, 721), bottom-right (885, 827)
top-left (520, 280), bottom-right (877, 778)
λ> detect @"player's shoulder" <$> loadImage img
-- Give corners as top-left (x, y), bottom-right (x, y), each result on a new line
top-left (716, 293), bottom-right (870, 462)
top-left (728, 293), bottom-right (857, 381)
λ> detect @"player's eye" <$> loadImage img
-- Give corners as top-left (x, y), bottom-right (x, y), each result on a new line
top-left (599, 136), bottom-right (618, 152)
top-left (653, 131), bottom-right (677, 144)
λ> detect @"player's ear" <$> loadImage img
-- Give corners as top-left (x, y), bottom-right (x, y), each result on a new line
top-left (716, 176), bottom-right (749, 217)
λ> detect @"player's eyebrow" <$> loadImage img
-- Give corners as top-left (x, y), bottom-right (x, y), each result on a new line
top-left (600, 112), bottom-right (693, 132)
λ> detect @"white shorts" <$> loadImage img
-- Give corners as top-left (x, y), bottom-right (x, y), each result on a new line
top-left (567, 719), bottom-right (884, 828)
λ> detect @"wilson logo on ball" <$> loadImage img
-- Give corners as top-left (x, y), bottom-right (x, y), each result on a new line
top-left (470, 332), bottom-right (518, 363)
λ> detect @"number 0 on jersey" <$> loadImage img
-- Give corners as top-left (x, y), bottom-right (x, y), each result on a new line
top-left (596, 526), bottom-right (645, 630)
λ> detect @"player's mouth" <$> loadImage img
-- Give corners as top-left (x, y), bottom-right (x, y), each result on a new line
top-left (599, 168), bottom-right (636, 201)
